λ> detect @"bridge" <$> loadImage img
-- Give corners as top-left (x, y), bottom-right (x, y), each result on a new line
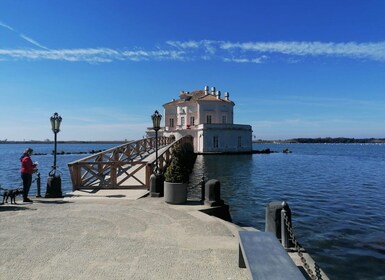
top-left (68, 136), bottom-right (192, 191)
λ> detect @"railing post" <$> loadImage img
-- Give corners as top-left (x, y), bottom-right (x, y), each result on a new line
top-left (69, 162), bottom-right (82, 191)
top-left (159, 156), bottom-right (164, 173)
top-left (281, 201), bottom-right (289, 249)
top-left (145, 164), bottom-right (152, 189)
top-left (200, 176), bottom-right (205, 203)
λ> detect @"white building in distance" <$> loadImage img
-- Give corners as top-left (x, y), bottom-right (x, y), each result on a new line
top-left (158, 86), bottom-right (253, 154)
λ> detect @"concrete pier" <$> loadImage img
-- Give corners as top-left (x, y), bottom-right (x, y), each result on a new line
top-left (0, 192), bottom-right (248, 280)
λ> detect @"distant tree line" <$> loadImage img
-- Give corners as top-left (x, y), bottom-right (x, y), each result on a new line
top-left (289, 137), bottom-right (385, 143)
top-left (254, 137), bottom-right (385, 144)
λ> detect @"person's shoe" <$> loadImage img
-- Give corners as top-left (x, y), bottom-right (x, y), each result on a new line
top-left (23, 198), bottom-right (33, 203)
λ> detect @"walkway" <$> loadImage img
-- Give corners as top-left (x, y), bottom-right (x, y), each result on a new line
top-left (0, 194), bottom-right (248, 280)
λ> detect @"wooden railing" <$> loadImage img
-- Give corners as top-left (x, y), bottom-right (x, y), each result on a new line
top-left (67, 136), bottom-right (193, 191)
top-left (147, 135), bottom-right (193, 175)
top-left (68, 137), bottom-right (173, 191)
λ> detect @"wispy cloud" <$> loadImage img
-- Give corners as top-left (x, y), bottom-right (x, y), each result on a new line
top-left (166, 40), bottom-right (217, 54)
top-left (0, 20), bottom-right (49, 50)
top-left (0, 48), bottom-right (186, 63)
top-left (20, 34), bottom-right (49, 50)
top-left (223, 56), bottom-right (267, 64)
top-left (219, 41), bottom-right (385, 62)
top-left (1, 24), bottom-right (385, 63)
top-left (0, 21), bottom-right (14, 31)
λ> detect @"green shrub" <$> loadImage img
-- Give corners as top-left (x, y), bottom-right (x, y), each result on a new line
top-left (164, 143), bottom-right (195, 183)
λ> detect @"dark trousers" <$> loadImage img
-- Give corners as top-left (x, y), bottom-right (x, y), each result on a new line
top-left (21, 173), bottom-right (32, 199)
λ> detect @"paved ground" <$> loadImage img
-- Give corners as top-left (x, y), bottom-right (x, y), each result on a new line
top-left (0, 192), bottom-right (248, 280)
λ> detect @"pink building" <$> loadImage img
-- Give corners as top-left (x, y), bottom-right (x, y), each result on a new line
top-left (151, 86), bottom-right (253, 153)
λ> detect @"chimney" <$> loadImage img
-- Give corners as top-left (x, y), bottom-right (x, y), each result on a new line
top-left (216, 90), bottom-right (221, 99)
top-left (211, 86), bottom-right (216, 95)
top-left (204, 86), bottom-right (209, 95)
top-left (224, 92), bottom-right (229, 100)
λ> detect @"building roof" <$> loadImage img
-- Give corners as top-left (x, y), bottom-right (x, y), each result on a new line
top-left (163, 89), bottom-right (233, 107)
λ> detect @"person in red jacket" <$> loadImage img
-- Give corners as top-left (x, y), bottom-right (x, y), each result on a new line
top-left (20, 148), bottom-right (37, 203)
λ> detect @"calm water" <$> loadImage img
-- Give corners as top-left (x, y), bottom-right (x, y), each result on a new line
top-left (0, 143), bottom-right (118, 195)
top-left (1, 143), bottom-right (385, 279)
top-left (189, 143), bottom-right (385, 280)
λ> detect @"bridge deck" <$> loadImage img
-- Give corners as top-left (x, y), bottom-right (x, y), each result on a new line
top-left (68, 137), bottom-right (191, 191)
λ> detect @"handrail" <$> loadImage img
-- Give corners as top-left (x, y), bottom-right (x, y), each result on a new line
top-left (146, 135), bottom-right (193, 175)
top-left (68, 137), bottom-right (173, 191)
top-left (67, 136), bottom-right (193, 191)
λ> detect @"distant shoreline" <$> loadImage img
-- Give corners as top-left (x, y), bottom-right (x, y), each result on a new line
top-left (253, 137), bottom-right (385, 144)
top-left (1, 137), bottom-right (385, 145)
top-left (0, 140), bottom-right (127, 144)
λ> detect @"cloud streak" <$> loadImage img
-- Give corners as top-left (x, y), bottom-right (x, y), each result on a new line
top-left (0, 48), bottom-right (186, 63)
top-left (219, 41), bottom-right (385, 62)
top-left (0, 39), bottom-right (385, 63)
top-left (20, 34), bottom-right (49, 50)
top-left (0, 20), bottom-right (49, 50)
top-left (0, 21), bottom-right (14, 31)
top-left (1, 20), bottom-right (385, 63)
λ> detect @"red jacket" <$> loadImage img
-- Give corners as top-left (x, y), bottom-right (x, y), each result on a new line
top-left (21, 156), bottom-right (36, 174)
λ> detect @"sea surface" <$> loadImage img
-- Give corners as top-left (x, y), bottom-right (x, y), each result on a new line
top-left (1, 143), bottom-right (384, 279)
top-left (189, 143), bottom-right (385, 280)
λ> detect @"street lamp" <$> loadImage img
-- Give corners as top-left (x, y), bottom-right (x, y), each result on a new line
top-left (45, 112), bottom-right (63, 198)
top-left (151, 110), bottom-right (162, 174)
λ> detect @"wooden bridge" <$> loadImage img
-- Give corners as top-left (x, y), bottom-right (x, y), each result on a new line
top-left (67, 136), bottom-right (192, 191)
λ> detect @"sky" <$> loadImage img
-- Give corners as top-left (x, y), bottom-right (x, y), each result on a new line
top-left (0, 0), bottom-right (384, 141)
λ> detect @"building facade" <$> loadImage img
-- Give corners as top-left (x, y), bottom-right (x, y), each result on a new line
top-left (158, 86), bottom-right (252, 153)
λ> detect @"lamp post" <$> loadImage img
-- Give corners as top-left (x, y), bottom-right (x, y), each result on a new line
top-left (150, 110), bottom-right (163, 197)
top-left (45, 112), bottom-right (63, 198)
top-left (151, 110), bottom-right (162, 174)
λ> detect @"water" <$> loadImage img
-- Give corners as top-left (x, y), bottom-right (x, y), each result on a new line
top-left (188, 143), bottom-right (385, 280)
top-left (0, 143), bottom-right (118, 194)
top-left (1, 143), bottom-right (385, 279)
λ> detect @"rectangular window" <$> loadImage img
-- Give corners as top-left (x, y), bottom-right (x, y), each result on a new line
top-left (181, 116), bottom-right (185, 126)
top-left (206, 115), bottom-right (212, 124)
top-left (222, 115), bottom-right (227, 124)
top-left (238, 136), bottom-right (242, 147)
top-left (190, 116), bottom-right (195, 126)
top-left (169, 118), bottom-right (174, 128)
top-left (213, 136), bottom-right (219, 148)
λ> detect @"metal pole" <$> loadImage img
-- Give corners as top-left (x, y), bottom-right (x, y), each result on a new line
top-left (36, 172), bottom-right (41, 197)
top-left (201, 176), bottom-right (205, 203)
top-left (53, 131), bottom-right (57, 172)
top-left (281, 201), bottom-right (289, 248)
top-left (155, 129), bottom-right (158, 174)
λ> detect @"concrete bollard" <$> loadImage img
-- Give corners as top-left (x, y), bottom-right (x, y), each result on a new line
top-left (45, 175), bottom-right (62, 198)
top-left (204, 179), bottom-right (224, 207)
top-left (265, 201), bottom-right (293, 248)
top-left (156, 174), bottom-right (164, 197)
top-left (150, 174), bottom-right (159, 197)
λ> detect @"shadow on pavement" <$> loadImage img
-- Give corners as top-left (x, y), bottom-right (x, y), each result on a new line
top-left (0, 205), bottom-right (36, 212)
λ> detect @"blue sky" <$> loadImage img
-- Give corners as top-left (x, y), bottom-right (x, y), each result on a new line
top-left (1, 0), bottom-right (384, 141)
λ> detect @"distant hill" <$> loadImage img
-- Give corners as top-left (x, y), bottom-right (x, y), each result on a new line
top-left (254, 137), bottom-right (385, 144)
